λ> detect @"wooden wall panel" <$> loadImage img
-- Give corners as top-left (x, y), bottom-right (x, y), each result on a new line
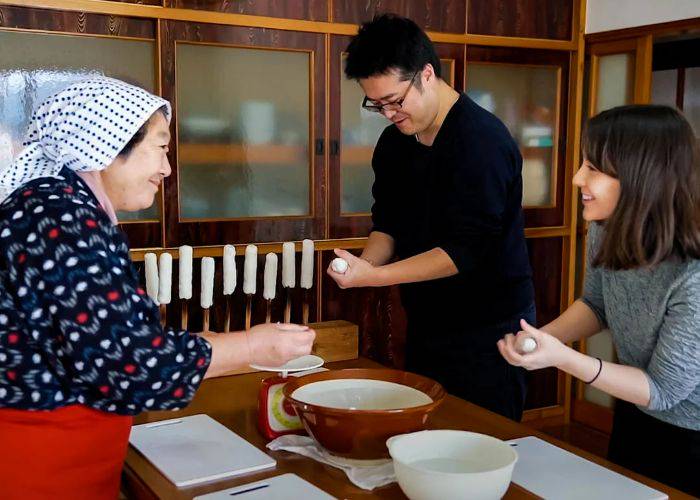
top-left (320, 250), bottom-right (407, 368)
top-left (332, 0), bottom-right (466, 34)
top-left (172, 0), bottom-right (328, 22)
top-left (0, 5), bottom-right (156, 38)
top-left (5, 1), bottom-right (579, 417)
top-left (468, 0), bottom-right (573, 40)
top-left (524, 236), bottom-right (562, 408)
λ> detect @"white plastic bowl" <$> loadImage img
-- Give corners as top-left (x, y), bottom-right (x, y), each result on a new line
top-left (387, 430), bottom-right (517, 500)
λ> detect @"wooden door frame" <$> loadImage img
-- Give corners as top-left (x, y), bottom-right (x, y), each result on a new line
top-left (574, 33), bottom-right (655, 435)
top-left (587, 35), bottom-right (653, 115)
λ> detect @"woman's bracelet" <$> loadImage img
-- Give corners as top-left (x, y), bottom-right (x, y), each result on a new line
top-left (585, 357), bottom-right (603, 384)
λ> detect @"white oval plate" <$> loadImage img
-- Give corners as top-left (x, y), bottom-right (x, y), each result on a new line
top-left (250, 354), bottom-right (324, 374)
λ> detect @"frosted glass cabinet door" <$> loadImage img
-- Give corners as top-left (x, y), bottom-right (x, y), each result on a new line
top-left (339, 53), bottom-right (384, 215)
top-left (176, 42), bottom-right (311, 220)
top-left (466, 63), bottom-right (560, 207)
top-left (651, 69), bottom-right (678, 108)
top-left (684, 67), bottom-right (700, 137)
top-left (594, 52), bottom-right (635, 114)
top-left (0, 30), bottom-right (157, 221)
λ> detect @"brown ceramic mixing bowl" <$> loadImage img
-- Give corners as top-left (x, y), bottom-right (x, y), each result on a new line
top-left (282, 368), bottom-right (446, 459)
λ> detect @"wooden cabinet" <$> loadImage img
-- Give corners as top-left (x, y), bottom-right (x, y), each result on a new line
top-left (467, 46), bottom-right (570, 228)
top-left (0, 0), bottom-right (583, 422)
top-left (160, 20), bottom-right (326, 246)
top-left (0, 5), bottom-right (163, 247)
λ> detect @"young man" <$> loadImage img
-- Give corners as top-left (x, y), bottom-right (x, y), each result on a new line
top-left (328, 14), bottom-right (535, 421)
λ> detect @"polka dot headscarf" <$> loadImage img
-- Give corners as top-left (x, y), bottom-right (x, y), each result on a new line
top-left (0, 77), bottom-right (171, 202)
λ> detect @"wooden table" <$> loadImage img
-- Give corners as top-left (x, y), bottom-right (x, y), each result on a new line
top-left (122, 358), bottom-right (691, 499)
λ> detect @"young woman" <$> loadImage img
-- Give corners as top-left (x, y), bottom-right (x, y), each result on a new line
top-left (498, 105), bottom-right (699, 496)
top-left (0, 78), bottom-right (315, 499)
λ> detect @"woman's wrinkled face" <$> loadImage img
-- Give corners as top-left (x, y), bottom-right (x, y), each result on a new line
top-left (102, 112), bottom-right (171, 212)
top-left (572, 158), bottom-right (621, 221)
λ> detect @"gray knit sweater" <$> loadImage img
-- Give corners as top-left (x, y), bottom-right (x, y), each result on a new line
top-left (581, 224), bottom-right (700, 430)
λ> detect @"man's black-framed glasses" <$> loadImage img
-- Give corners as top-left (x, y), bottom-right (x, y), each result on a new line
top-left (361, 71), bottom-right (419, 114)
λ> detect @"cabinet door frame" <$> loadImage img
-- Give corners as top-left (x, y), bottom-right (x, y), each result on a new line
top-left (464, 59), bottom-right (563, 210)
top-left (574, 34), bottom-right (653, 433)
top-left (466, 46), bottom-right (571, 228)
top-left (160, 20), bottom-right (326, 247)
top-left (587, 36), bottom-right (653, 116)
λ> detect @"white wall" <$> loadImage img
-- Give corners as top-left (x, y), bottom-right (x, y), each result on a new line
top-left (586, 0), bottom-right (700, 34)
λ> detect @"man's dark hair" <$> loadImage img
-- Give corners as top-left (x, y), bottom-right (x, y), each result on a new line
top-left (344, 13), bottom-right (441, 84)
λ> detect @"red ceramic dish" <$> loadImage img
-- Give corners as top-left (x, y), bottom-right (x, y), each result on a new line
top-left (283, 368), bottom-right (446, 459)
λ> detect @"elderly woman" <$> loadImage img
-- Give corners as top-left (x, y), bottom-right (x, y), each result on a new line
top-left (0, 78), bottom-right (315, 499)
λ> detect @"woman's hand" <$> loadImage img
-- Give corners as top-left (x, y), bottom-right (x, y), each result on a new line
top-left (497, 319), bottom-right (570, 371)
top-left (247, 322), bottom-right (316, 367)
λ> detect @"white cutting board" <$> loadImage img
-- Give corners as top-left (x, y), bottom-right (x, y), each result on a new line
top-left (193, 473), bottom-right (336, 499)
top-left (508, 436), bottom-right (667, 500)
top-left (130, 414), bottom-right (276, 488)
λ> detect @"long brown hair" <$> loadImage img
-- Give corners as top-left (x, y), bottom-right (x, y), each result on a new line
top-left (582, 105), bottom-right (700, 269)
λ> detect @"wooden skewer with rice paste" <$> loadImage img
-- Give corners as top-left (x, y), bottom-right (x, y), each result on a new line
top-left (281, 242), bottom-right (295, 323)
top-left (200, 257), bottom-right (215, 332)
top-left (222, 244), bottom-right (237, 332)
top-left (178, 245), bottom-right (193, 330)
top-left (300, 239), bottom-right (315, 325)
top-left (263, 253), bottom-right (278, 323)
top-left (157, 252), bottom-right (172, 327)
top-left (243, 244), bottom-right (258, 330)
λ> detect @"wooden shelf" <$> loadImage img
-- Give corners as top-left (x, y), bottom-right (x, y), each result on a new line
top-left (179, 143), bottom-right (306, 165)
top-left (179, 143), bottom-right (378, 166)
top-left (340, 145), bottom-right (552, 165)
top-left (522, 145), bottom-right (554, 156)
top-left (341, 145), bottom-right (374, 165)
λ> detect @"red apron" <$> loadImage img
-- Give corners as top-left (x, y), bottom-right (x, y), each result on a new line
top-left (0, 404), bottom-right (132, 500)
